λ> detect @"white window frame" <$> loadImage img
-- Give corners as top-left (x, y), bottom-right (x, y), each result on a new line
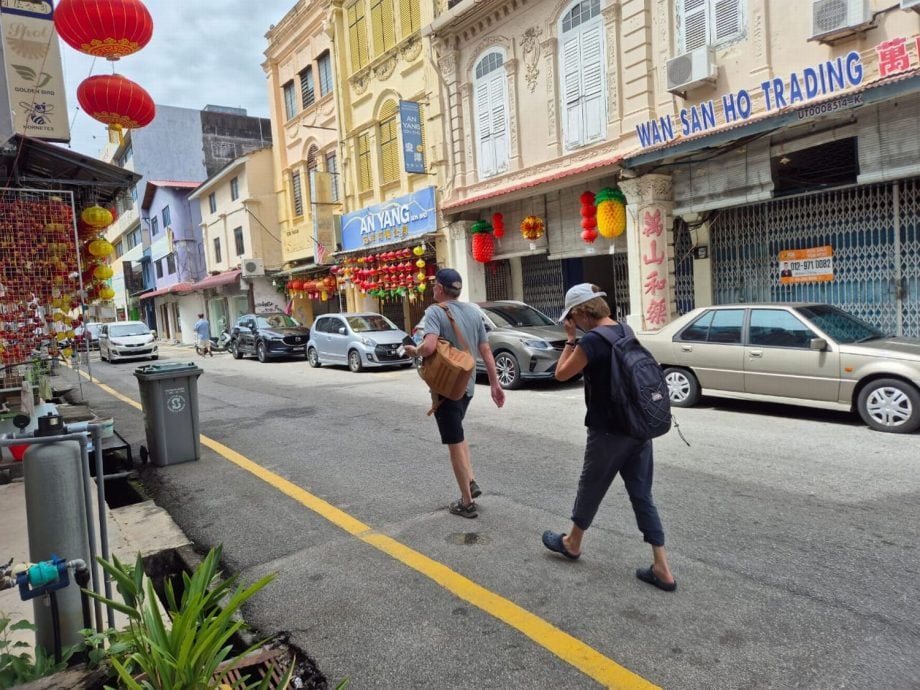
top-left (558, 0), bottom-right (607, 151)
top-left (473, 49), bottom-right (510, 180)
top-left (677, 0), bottom-right (744, 54)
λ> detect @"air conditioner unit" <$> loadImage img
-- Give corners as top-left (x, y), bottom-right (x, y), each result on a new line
top-left (241, 257), bottom-right (264, 277)
top-left (810, 0), bottom-right (873, 42)
top-left (901, 0), bottom-right (920, 12)
top-left (666, 46), bottom-right (717, 96)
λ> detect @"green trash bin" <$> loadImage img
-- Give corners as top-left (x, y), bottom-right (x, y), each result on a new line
top-left (134, 362), bottom-right (203, 466)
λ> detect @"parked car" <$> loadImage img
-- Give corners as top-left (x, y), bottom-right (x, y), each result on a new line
top-left (638, 303), bottom-right (920, 434)
top-left (99, 321), bottom-right (158, 362)
top-left (474, 301), bottom-right (569, 389)
top-left (74, 321), bottom-right (101, 349)
top-left (229, 313), bottom-right (310, 362)
top-left (307, 312), bottom-right (412, 372)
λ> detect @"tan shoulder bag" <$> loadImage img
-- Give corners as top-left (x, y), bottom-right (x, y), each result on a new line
top-left (417, 303), bottom-right (476, 412)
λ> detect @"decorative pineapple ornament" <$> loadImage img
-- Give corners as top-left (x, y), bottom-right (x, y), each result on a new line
top-left (470, 220), bottom-right (495, 263)
top-left (595, 187), bottom-right (627, 238)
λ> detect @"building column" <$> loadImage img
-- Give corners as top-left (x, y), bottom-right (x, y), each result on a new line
top-left (504, 58), bottom-right (521, 171)
top-left (447, 220), bottom-right (486, 302)
top-left (620, 173), bottom-right (675, 332)
top-left (541, 37), bottom-right (560, 157)
top-left (681, 212), bottom-right (713, 308)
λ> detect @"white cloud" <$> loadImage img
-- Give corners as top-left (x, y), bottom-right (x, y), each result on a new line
top-left (58, 0), bottom-right (294, 157)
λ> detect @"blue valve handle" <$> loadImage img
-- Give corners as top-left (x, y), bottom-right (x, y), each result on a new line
top-left (17, 555), bottom-right (70, 601)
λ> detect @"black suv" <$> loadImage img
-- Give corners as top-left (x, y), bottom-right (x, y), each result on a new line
top-left (229, 313), bottom-right (310, 362)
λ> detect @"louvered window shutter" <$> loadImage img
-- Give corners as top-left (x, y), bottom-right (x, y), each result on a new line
top-left (712, 0), bottom-right (742, 43)
top-left (679, 0), bottom-right (708, 53)
top-left (561, 35), bottom-right (582, 149)
top-left (399, 0), bottom-right (420, 37)
top-left (371, 0), bottom-right (384, 55)
top-left (580, 23), bottom-right (605, 143)
top-left (382, 0), bottom-right (396, 50)
top-left (475, 79), bottom-right (495, 177)
top-left (489, 75), bottom-right (509, 173)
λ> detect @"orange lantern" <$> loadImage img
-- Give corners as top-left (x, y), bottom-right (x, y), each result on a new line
top-left (54, 0), bottom-right (154, 60)
top-left (77, 74), bottom-right (156, 140)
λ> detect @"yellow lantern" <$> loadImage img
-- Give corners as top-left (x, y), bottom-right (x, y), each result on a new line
top-left (81, 205), bottom-right (113, 229)
top-left (98, 286), bottom-right (116, 300)
top-left (62, 348), bottom-right (73, 358)
top-left (416, 271), bottom-right (426, 282)
top-left (415, 258), bottom-right (425, 269)
top-left (88, 239), bottom-right (115, 257)
top-left (413, 244), bottom-right (425, 256)
top-left (56, 331), bottom-right (68, 341)
top-left (52, 312), bottom-right (64, 322)
top-left (93, 264), bottom-right (113, 280)
top-left (418, 282), bottom-right (427, 292)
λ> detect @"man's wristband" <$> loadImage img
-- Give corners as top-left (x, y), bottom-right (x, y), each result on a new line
top-left (565, 340), bottom-right (577, 347)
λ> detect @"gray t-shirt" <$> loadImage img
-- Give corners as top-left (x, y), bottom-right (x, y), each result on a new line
top-left (420, 300), bottom-right (487, 398)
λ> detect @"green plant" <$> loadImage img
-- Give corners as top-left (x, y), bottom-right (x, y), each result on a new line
top-left (86, 546), bottom-right (292, 689)
top-left (0, 614), bottom-right (74, 688)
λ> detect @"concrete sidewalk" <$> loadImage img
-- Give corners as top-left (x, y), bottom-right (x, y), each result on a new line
top-left (0, 440), bottom-right (191, 655)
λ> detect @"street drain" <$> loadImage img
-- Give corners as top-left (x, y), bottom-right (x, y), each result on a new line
top-left (447, 532), bottom-right (488, 546)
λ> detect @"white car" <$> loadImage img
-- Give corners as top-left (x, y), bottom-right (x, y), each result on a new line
top-left (99, 321), bottom-right (158, 362)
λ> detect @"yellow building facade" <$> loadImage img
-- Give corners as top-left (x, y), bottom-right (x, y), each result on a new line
top-left (327, 0), bottom-right (449, 330)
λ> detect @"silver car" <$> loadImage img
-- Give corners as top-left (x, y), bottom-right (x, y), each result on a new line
top-left (475, 301), bottom-right (569, 389)
top-left (638, 303), bottom-right (920, 433)
top-left (99, 321), bottom-right (158, 363)
top-left (307, 312), bottom-right (412, 372)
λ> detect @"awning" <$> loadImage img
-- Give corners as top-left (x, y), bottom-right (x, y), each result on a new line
top-left (1, 135), bottom-right (141, 205)
top-left (441, 154), bottom-right (622, 213)
top-left (191, 269), bottom-right (242, 291)
top-left (139, 282), bottom-right (194, 300)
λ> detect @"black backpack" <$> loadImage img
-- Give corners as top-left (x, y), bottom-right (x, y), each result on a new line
top-left (596, 324), bottom-right (673, 442)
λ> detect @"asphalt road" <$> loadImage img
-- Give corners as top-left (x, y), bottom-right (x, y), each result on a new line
top-left (74, 344), bottom-right (920, 689)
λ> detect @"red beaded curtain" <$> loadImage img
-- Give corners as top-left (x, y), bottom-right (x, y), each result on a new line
top-left (0, 190), bottom-right (81, 364)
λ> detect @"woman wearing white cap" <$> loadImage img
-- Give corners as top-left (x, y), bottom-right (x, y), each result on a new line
top-left (541, 283), bottom-right (676, 592)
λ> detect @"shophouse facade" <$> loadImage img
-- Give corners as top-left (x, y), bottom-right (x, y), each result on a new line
top-left (427, 0), bottom-right (632, 322)
top-left (136, 181), bottom-right (206, 342)
top-left (101, 104), bottom-right (272, 326)
top-left (263, 0), bottom-right (343, 326)
top-left (185, 147), bottom-right (285, 337)
top-left (314, 0), bottom-right (448, 332)
top-left (622, 0), bottom-right (920, 337)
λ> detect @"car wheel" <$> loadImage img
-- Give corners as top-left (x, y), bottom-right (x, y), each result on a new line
top-left (231, 342), bottom-right (242, 360)
top-left (663, 367), bottom-right (700, 407)
top-left (494, 352), bottom-right (521, 390)
top-left (307, 347), bottom-right (321, 368)
top-left (856, 378), bottom-right (920, 433)
top-left (348, 349), bottom-right (363, 373)
top-left (257, 341), bottom-right (268, 363)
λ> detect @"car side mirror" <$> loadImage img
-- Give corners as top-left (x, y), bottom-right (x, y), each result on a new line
top-left (809, 337), bottom-right (828, 351)
top-left (338, 327), bottom-right (346, 335)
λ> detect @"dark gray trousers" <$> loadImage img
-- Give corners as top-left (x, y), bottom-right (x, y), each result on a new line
top-left (570, 428), bottom-right (666, 546)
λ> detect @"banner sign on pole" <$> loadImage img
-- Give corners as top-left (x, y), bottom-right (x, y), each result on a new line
top-left (399, 100), bottom-right (425, 174)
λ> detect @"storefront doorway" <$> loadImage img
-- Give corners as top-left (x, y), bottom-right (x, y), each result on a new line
top-left (711, 178), bottom-right (920, 337)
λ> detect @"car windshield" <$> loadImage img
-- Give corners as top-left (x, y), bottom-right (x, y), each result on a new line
top-left (347, 314), bottom-right (397, 332)
top-left (481, 303), bottom-right (555, 328)
top-left (109, 324), bottom-right (149, 337)
top-left (796, 305), bottom-right (885, 343)
top-left (256, 314), bottom-right (301, 329)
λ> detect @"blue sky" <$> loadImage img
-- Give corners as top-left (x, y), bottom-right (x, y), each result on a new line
top-left (58, 0), bottom-right (295, 157)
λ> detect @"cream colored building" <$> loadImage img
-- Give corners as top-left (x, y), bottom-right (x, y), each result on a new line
top-left (263, 0), bottom-right (343, 325)
top-left (326, 0), bottom-right (448, 330)
top-left (428, 0), bottom-right (920, 337)
top-left (188, 147), bottom-right (284, 331)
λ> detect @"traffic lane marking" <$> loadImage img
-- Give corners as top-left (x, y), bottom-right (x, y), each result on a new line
top-left (80, 370), bottom-right (660, 689)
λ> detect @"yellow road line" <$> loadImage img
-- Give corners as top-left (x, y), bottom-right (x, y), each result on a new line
top-left (78, 367), bottom-right (659, 689)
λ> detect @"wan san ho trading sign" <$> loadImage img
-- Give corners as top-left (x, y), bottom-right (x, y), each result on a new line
top-left (636, 35), bottom-right (920, 150)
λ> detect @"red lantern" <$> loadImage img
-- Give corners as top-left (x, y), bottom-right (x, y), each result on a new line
top-left (77, 74), bottom-right (155, 131)
top-left (492, 212), bottom-right (505, 239)
top-left (54, 0), bottom-right (154, 60)
top-left (471, 220), bottom-right (494, 263)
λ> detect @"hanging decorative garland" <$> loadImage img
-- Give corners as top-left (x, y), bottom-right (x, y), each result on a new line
top-left (471, 220), bottom-right (495, 263)
top-left (492, 212), bottom-right (505, 239)
top-left (520, 215), bottom-right (545, 240)
top-left (580, 191), bottom-right (598, 244)
top-left (595, 187), bottom-right (627, 238)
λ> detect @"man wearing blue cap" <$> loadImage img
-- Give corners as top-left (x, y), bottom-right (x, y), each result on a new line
top-left (405, 267), bottom-right (505, 518)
